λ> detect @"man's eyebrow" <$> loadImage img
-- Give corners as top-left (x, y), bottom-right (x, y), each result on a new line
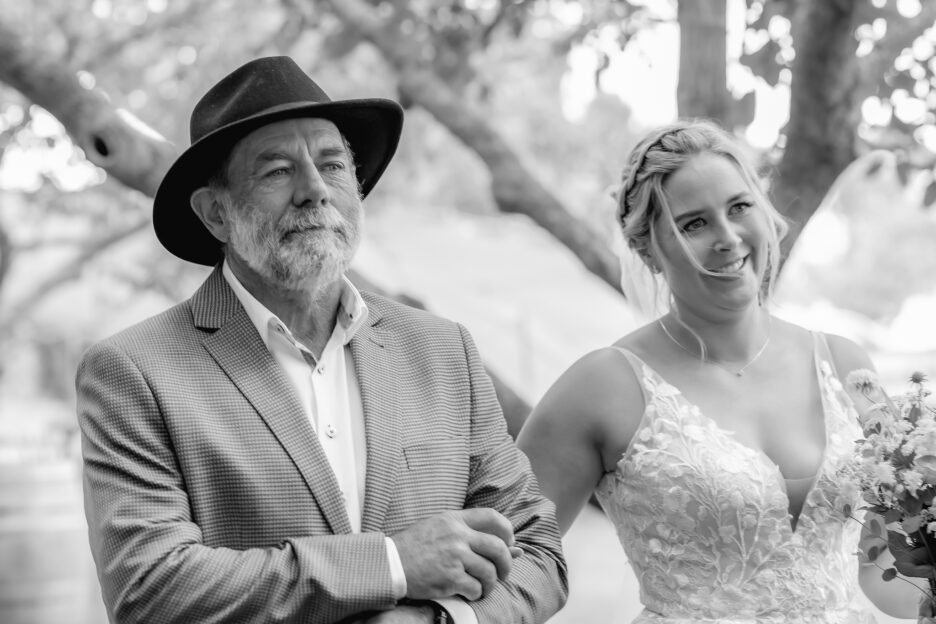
top-left (253, 151), bottom-right (291, 166)
top-left (317, 145), bottom-right (350, 159)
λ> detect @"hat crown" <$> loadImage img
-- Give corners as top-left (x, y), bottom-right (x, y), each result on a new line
top-left (190, 56), bottom-right (332, 143)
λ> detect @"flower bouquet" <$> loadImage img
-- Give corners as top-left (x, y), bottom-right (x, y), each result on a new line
top-left (844, 370), bottom-right (936, 620)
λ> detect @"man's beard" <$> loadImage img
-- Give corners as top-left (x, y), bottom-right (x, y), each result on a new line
top-left (225, 195), bottom-right (362, 291)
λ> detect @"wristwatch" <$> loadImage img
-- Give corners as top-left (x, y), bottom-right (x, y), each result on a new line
top-left (429, 602), bottom-right (451, 624)
top-left (400, 599), bottom-right (451, 623)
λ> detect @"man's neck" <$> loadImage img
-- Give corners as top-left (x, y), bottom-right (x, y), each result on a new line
top-left (227, 257), bottom-right (343, 357)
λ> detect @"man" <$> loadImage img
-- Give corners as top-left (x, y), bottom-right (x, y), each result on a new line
top-left (76, 56), bottom-right (567, 624)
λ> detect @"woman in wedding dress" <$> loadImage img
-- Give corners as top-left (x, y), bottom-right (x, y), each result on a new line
top-left (518, 120), bottom-right (917, 622)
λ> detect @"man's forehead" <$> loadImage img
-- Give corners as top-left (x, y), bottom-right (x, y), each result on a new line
top-left (235, 117), bottom-right (345, 156)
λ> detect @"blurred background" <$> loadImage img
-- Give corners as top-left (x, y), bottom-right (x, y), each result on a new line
top-left (2, 0), bottom-right (936, 622)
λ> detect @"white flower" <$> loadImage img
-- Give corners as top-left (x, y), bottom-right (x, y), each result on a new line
top-left (902, 469), bottom-right (925, 494)
top-left (874, 463), bottom-right (897, 486)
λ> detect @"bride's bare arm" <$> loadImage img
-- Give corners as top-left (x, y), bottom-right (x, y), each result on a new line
top-left (517, 347), bottom-right (644, 535)
top-left (825, 333), bottom-right (928, 616)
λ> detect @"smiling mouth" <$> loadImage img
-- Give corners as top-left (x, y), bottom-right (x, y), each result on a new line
top-left (709, 256), bottom-right (747, 275)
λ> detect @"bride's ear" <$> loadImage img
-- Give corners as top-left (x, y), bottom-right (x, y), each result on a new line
top-left (638, 249), bottom-right (661, 274)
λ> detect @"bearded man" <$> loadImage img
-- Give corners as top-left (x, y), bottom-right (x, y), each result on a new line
top-left (76, 56), bottom-right (567, 624)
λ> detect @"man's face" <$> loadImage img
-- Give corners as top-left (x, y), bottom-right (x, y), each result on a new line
top-left (219, 117), bottom-right (363, 291)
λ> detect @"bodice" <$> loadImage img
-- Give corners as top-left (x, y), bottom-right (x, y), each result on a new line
top-left (595, 333), bottom-right (874, 623)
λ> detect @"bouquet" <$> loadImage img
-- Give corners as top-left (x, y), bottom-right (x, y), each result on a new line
top-left (843, 369), bottom-right (936, 619)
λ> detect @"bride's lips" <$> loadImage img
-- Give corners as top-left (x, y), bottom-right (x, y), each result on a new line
top-left (706, 255), bottom-right (747, 277)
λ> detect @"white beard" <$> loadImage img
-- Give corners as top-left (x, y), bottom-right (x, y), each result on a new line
top-left (225, 196), bottom-right (362, 291)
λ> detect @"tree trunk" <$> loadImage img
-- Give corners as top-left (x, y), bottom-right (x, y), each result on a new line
top-left (320, 0), bottom-right (623, 295)
top-left (677, 0), bottom-right (731, 121)
top-left (775, 0), bottom-right (863, 259)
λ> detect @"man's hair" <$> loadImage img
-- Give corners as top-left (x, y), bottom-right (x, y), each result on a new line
top-left (615, 119), bottom-right (789, 304)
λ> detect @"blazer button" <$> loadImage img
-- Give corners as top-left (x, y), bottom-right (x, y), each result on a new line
top-left (325, 424), bottom-right (337, 438)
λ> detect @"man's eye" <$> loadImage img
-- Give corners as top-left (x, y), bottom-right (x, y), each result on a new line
top-left (321, 162), bottom-right (346, 172)
top-left (266, 167), bottom-right (290, 178)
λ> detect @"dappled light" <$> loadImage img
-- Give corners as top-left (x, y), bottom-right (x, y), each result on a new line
top-left (1, 1), bottom-right (936, 622)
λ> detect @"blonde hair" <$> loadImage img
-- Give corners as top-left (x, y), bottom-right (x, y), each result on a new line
top-left (616, 120), bottom-right (788, 311)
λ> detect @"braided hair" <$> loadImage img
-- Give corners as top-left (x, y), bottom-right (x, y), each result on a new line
top-left (615, 119), bottom-right (788, 305)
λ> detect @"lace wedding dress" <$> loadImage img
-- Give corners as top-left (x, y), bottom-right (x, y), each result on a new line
top-left (596, 334), bottom-right (874, 623)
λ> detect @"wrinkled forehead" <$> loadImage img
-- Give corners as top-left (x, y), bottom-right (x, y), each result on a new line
top-left (235, 117), bottom-right (346, 157)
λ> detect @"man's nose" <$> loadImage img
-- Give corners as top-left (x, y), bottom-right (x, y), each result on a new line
top-left (293, 162), bottom-right (330, 208)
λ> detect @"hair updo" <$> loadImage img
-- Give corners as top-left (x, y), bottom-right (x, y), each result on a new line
top-left (615, 119), bottom-right (789, 304)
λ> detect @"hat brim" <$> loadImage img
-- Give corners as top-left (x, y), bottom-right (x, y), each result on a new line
top-left (153, 99), bottom-right (403, 266)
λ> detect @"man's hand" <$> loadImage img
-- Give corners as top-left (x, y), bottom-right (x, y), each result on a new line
top-left (392, 508), bottom-right (517, 601)
top-left (356, 604), bottom-right (435, 623)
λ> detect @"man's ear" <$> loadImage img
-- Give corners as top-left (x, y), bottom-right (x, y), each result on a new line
top-left (190, 187), bottom-right (230, 244)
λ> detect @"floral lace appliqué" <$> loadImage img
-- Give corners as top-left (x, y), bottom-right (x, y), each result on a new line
top-left (596, 339), bottom-right (874, 623)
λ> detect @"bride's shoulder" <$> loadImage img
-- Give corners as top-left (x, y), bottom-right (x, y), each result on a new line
top-left (538, 330), bottom-right (650, 421)
top-left (774, 318), bottom-right (875, 375)
top-left (823, 331), bottom-right (876, 376)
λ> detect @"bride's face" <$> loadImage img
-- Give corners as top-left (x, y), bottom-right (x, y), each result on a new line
top-left (653, 153), bottom-right (770, 317)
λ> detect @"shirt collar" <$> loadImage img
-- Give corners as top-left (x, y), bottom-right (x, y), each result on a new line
top-left (222, 260), bottom-right (369, 348)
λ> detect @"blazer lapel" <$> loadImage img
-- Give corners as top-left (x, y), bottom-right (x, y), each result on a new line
top-left (353, 308), bottom-right (404, 533)
top-left (194, 267), bottom-right (353, 535)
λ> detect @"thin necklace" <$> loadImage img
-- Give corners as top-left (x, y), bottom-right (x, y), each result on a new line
top-left (658, 316), bottom-right (772, 377)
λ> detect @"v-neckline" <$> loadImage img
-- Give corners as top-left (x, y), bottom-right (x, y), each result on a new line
top-left (621, 336), bottom-right (831, 535)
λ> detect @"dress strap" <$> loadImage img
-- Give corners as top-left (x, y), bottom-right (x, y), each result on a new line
top-left (812, 331), bottom-right (838, 378)
top-left (607, 346), bottom-right (652, 411)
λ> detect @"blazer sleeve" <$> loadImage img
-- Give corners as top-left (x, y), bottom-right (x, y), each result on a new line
top-left (454, 324), bottom-right (569, 623)
top-left (77, 341), bottom-right (397, 624)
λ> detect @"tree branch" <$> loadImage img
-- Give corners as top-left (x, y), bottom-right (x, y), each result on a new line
top-left (320, 0), bottom-right (623, 294)
top-left (0, 18), bottom-right (176, 197)
top-left (0, 219), bottom-right (149, 333)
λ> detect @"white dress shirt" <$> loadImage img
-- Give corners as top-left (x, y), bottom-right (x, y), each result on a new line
top-left (222, 262), bottom-right (476, 623)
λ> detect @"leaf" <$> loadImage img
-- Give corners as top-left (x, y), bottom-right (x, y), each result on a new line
top-left (905, 497), bottom-right (925, 516)
top-left (904, 515), bottom-right (925, 533)
top-left (881, 567), bottom-right (898, 581)
top-left (884, 508), bottom-right (903, 523)
top-left (887, 530), bottom-right (936, 578)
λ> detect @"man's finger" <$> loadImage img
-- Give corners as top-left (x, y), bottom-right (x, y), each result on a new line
top-left (460, 508), bottom-right (515, 546)
top-left (452, 571), bottom-right (484, 602)
top-left (462, 551), bottom-right (499, 597)
top-left (467, 530), bottom-right (513, 581)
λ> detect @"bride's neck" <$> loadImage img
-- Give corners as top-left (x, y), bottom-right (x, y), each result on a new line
top-left (666, 307), bottom-right (770, 363)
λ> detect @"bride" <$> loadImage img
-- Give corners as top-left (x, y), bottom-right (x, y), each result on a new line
top-left (518, 120), bottom-right (914, 622)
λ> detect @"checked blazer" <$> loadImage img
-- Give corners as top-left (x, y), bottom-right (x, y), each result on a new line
top-left (77, 266), bottom-right (567, 624)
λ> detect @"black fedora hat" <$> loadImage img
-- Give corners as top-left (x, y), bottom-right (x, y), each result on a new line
top-left (153, 56), bottom-right (404, 266)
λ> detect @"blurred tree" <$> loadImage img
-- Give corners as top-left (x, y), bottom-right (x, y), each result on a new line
top-left (2, 0), bottom-right (936, 408)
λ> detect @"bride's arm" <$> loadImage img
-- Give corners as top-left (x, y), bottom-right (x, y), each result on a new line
top-left (517, 347), bottom-right (643, 535)
top-left (826, 333), bottom-right (930, 617)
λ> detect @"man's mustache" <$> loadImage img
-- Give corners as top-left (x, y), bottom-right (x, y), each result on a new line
top-left (280, 210), bottom-right (348, 239)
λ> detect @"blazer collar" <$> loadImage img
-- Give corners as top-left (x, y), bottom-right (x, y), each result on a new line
top-left (191, 268), bottom-right (404, 533)
top-left (350, 296), bottom-right (404, 533)
top-left (194, 265), bottom-right (354, 534)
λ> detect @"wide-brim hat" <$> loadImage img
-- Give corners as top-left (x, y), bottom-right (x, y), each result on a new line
top-left (153, 56), bottom-right (404, 266)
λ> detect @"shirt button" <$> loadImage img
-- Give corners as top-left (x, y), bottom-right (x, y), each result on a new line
top-left (325, 424), bottom-right (337, 438)
top-left (317, 366), bottom-right (325, 375)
